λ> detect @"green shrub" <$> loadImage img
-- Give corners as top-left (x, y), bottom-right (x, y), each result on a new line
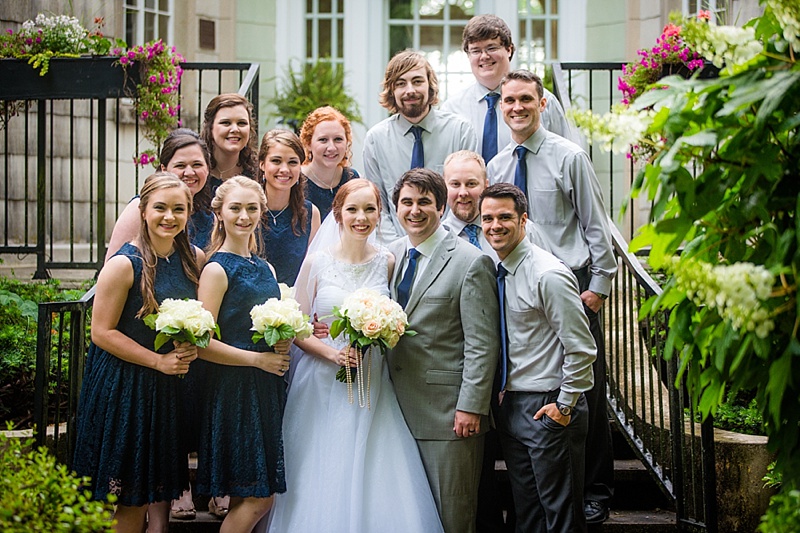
top-left (0, 431), bottom-right (115, 532)
top-left (758, 487), bottom-right (800, 533)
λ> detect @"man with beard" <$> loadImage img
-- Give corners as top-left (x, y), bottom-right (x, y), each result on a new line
top-left (364, 50), bottom-right (477, 242)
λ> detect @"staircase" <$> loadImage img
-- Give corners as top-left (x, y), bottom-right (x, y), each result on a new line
top-left (168, 420), bottom-right (676, 533)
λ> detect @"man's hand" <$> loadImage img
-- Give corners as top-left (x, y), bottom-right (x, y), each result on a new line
top-left (533, 402), bottom-right (570, 427)
top-left (454, 410), bottom-right (481, 438)
top-left (581, 290), bottom-right (604, 313)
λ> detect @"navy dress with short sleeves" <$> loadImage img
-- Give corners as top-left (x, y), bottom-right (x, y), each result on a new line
top-left (259, 200), bottom-right (313, 286)
top-left (73, 243), bottom-right (197, 506)
top-left (195, 252), bottom-right (287, 498)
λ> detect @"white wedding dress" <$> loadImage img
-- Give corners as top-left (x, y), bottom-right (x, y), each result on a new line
top-left (265, 248), bottom-right (444, 533)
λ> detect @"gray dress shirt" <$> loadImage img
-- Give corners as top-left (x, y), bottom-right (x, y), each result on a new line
top-left (441, 211), bottom-right (550, 264)
top-left (363, 109), bottom-right (477, 242)
top-left (441, 81), bottom-right (575, 155)
top-left (500, 239), bottom-right (596, 406)
top-left (487, 126), bottom-right (617, 296)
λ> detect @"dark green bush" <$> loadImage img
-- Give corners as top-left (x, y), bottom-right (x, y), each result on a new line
top-left (0, 431), bottom-right (115, 532)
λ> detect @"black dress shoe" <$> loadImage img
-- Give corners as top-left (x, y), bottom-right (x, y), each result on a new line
top-left (584, 500), bottom-right (609, 524)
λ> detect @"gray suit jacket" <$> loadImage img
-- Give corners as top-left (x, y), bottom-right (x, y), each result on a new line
top-left (388, 230), bottom-right (500, 441)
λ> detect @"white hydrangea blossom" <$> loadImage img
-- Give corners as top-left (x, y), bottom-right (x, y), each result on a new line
top-left (21, 14), bottom-right (86, 51)
top-left (768, 0), bottom-right (800, 53)
top-left (568, 106), bottom-right (655, 155)
top-left (668, 258), bottom-right (775, 338)
top-left (691, 24), bottom-right (762, 69)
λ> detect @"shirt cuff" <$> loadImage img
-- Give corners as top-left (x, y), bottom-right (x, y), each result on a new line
top-left (588, 275), bottom-right (612, 297)
top-left (557, 391), bottom-right (580, 407)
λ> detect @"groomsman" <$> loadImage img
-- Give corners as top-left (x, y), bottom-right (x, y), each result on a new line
top-left (364, 50), bottom-right (477, 242)
top-left (480, 182), bottom-right (596, 532)
top-left (487, 69), bottom-right (617, 525)
top-left (387, 168), bottom-right (499, 533)
top-left (441, 14), bottom-right (573, 166)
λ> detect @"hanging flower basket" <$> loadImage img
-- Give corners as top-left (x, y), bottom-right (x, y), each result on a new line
top-left (0, 56), bottom-right (139, 100)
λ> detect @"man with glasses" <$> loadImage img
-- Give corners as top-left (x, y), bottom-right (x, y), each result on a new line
top-left (442, 15), bottom-right (573, 166)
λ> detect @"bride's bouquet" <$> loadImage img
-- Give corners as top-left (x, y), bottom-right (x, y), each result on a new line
top-left (251, 297), bottom-right (314, 346)
top-left (144, 298), bottom-right (220, 377)
top-left (330, 288), bottom-right (415, 407)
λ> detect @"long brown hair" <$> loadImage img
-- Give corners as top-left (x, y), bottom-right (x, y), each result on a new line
top-left (201, 94), bottom-right (259, 178)
top-left (378, 50), bottom-right (439, 114)
top-left (136, 172), bottom-right (200, 318)
top-left (207, 175), bottom-right (267, 256)
top-left (258, 129), bottom-right (309, 237)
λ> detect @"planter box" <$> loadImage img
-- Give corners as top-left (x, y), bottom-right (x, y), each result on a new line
top-left (660, 60), bottom-right (720, 80)
top-left (0, 57), bottom-right (138, 100)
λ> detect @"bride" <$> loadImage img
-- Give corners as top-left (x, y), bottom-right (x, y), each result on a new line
top-left (264, 179), bottom-right (444, 533)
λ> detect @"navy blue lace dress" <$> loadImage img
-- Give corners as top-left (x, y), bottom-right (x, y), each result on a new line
top-left (259, 200), bottom-right (312, 286)
top-left (73, 243), bottom-right (197, 506)
top-left (195, 252), bottom-right (287, 498)
top-left (189, 209), bottom-right (214, 250)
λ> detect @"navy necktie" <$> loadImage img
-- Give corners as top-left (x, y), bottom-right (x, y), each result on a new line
top-left (482, 93), bottom-right (500, 163)
top-left (514, 144), bottom-right (529, 200)
top-left (397, 248), bottom-right (421, 308)
top-left (463, 224), bottom-right (482, 250)
top-left (497, 263), bottom-right (509, 391)
top-left (410, 125), bottom-right (424, 169)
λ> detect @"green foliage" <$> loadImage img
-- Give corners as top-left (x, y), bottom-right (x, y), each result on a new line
top-left (0, 430), bottom-right (115, 531)
top-left (269, 60), bottom-right (362, 131)
top-left (758, 487), bottom-right (800, 533)
top-left (628, 1), bottom-right (800, 486)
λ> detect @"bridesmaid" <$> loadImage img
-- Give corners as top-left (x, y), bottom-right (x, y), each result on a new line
top-left (105, 129), bottom-right (214, 261)
top-left (257, 129), bottom-right (321, 285)
top-left (73, 173), bottom-right (202, 533)
top-left (196, 176), bottom-right (292, 532)
top-left (201, 93), bottom-right (259, 190)
top-left (298, 106), bottom-right (360, 220)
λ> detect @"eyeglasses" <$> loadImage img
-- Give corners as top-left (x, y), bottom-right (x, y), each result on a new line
top-left (467, 45), bottom-right (505, 58)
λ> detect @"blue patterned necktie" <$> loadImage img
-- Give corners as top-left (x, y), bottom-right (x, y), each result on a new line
top-left (482, 92), bottom-right (500, 163)
top-left (463, 224), bottom-right (482, 250)
top-left (497, 263), bottom-right (509, 391)
top-left (514, 144), bottom-right (529, 200)
top-left (410, 125), bottom-right (424, 169)
top-left (397, 248), bottom-right (421, 308)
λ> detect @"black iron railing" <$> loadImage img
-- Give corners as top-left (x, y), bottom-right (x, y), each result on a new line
top-left (0, 61), bottom-right (259, 279)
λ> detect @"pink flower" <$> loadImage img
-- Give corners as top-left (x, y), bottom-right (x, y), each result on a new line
top-left (141, 111), bottom-right (149, 119)
top-left (662, 23), bottom-right (681, 38)
top-left (697, 10), bottom-right (711, 21)
top-left (149, 75), bottom-right (157, 83)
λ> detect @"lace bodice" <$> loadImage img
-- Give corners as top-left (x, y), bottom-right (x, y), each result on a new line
top-left (307, 248), bottom-right (390, 348)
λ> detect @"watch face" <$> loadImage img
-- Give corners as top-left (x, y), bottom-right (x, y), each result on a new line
top-left (559, 405), bottom-right (572, 416)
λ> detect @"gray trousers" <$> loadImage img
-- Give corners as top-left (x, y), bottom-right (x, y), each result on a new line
top-left (496, 391), bottom-right (589, 533)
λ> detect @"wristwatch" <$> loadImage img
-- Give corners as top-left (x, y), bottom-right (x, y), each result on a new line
top-left (594, 291), bottom-right (608, 300)
top-left (556, 402), bottom-right (573, 417)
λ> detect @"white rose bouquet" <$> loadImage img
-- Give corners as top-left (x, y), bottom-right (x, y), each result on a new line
top-left (250, 297), bottom-right (314, 346)
top-left (144, 299), bottom-right (220, 378)
top-left (278, 283), bottom-right (295, 300)
top-left (330, 288), bottom-right (415, 385)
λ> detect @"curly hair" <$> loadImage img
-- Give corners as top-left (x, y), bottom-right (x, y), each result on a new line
top-left (298, 106), bottom-right (353, 167)
top-left (200, 94), bottom-right (259, 178)
top-left (378, 50), bottom-right (439, 114)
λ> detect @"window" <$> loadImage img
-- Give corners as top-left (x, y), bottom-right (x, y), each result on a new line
top-left (517, 0), bottom-right (559, 75)
top-left (306, 0), bottom-right (345, 65)
top-left (124, 0), bottom-right (172, 46)
top-left (682, 0), bottom-right (725, 22)
top-left (387, 0), bottom-right (475, 100)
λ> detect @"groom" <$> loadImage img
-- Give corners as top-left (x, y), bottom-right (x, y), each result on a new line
top-left (387, 168), bottom-right (500, 533)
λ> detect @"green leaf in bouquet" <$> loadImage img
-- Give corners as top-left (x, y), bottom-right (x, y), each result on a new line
top-left (356, 336), bottom-right (372, 348)
top-left (330, 317), bottom-right (345, 339)
top-left (213, 324), bottom-right (221, 340)
top-left (154, 331), bottom-right (172, 351)
top-left (143, 313), bottom-right (157, 330)
top-left (183, 329), bottom-right (198, 345)
top-left (195, 332), bottom-right (211, 349)
top-left (405, 329), bottom-right (417, 337)
top-left (161, 325), bottom-right (181, 335)
top-left (252, 331), bottom-right (265, 344)
top-left (277, 323), bottom-right (295, 340)
top-left (264, 327), bottom-right (282, 347)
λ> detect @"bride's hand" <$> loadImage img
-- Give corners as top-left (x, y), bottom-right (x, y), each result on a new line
top-left (336, 346), bottom-right (360, 368)
top-left (313, 313), bottom-right (329, 339)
